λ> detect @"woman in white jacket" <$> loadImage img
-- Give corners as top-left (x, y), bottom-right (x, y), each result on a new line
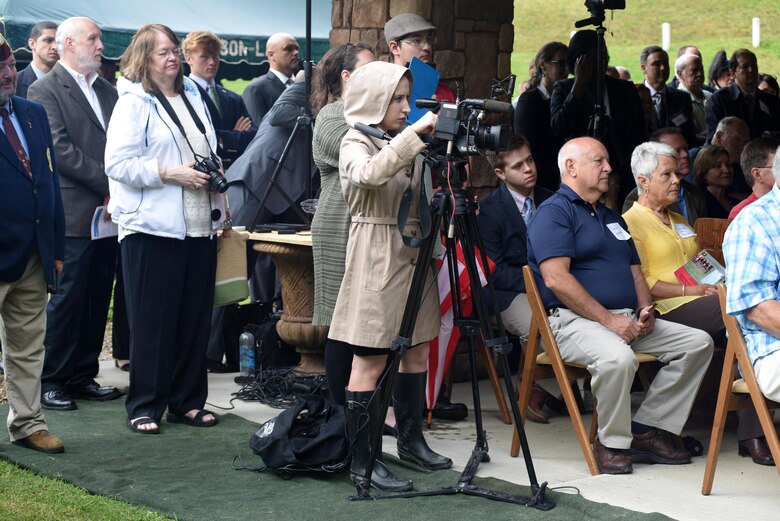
top-left (105, 24), bottom-right (225, 434)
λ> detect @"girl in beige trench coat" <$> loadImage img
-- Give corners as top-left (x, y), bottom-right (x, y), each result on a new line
top-left (328, 61), bottom-right (452, 491)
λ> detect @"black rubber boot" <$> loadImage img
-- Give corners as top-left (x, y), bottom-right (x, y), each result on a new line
top-left (394, 372), bottom-right (453, 470)
top-left (345, 389), bottom-right (413, 492)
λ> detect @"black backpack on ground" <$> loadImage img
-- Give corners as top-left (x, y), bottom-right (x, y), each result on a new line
top-left (249, 395), bottom-right (348, 475)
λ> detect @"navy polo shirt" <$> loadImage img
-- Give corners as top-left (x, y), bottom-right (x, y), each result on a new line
top-left (527, 184), bottom-right (640, 310)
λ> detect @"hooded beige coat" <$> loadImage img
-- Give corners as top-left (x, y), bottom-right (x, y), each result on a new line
top-left (328, 62), bottom-right (440, 349)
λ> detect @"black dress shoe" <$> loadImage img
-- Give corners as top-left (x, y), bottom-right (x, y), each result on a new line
top-left (69, 382), bottom-right (122, 401)
top-left (41, 389), bottom-right (77, 411)
top-left (739, 436), bottom-right (775, 466)
top-left (207, 360), bottom-right (240, 373)
top-left (430, 396), bottom-right (468, 421)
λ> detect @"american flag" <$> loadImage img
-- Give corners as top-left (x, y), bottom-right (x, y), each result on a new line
top-left (426, 239), bottom-right (494, 411)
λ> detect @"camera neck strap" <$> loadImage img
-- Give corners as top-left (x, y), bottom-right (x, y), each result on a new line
top-left (154, 90), bottom-right (217, 162)
top-left (397, 159), bottom-right (432, 248)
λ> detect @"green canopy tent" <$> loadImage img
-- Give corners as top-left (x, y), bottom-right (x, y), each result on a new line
top-left (0, 0), bottom-right (332, 80)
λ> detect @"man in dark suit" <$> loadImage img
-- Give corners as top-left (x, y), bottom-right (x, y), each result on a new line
top-left (27, 17), bottom-right (121, 411)
top-left (705, 49), bottom-right (780, 142)
top-left (242, 33), bottom-right (299, 125)
top-left (0, 35), bottom-right (65, 453)
top-left (550, 30), bottom-right (647, 208)
top-left (183, 31), bottom-right (256, 170)
top-left (639, 46), bottom-right (697, 148)
top-left (478, 135), bottom-right (555, 422)
top-left (16, 21), bottom-right (58, 99)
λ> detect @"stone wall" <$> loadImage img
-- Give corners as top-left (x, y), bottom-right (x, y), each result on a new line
top-left (330, 0), bottom-right (514, 191)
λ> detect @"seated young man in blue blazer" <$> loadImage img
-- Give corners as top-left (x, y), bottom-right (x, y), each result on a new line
top-left (477, 134), bottom-right (556, 422)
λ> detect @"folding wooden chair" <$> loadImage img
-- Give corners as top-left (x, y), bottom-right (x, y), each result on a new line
top-left (701, 285), bottom-right (780, 495)
top-left (510, 265), bottom-right (657, 476)
top-left (693, 218), bottom-right (730, 265)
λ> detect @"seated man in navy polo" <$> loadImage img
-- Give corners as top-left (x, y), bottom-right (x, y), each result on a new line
top-left (527, 137), bottom-right (713, 474)
top-left (478, 135), bottom-right (555, 423)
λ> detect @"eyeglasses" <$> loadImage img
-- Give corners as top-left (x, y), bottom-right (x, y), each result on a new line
top-left (400, 36), bottom-right (436, 49)
top-left (757, 165), bottom-right (774, 169)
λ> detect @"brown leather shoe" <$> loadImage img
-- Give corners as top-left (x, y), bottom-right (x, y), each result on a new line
top-left (526, 382), bottom-right (550, 424)
top-left (739, 436), bottom-right (775, 466)
top-left (594, 437), bottom-right (632, 474)
top-left (12, 430), bottom-right (64, 454)
top-left (627, 429), bottom-right (691, 465)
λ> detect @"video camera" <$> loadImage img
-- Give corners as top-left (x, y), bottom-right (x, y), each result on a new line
top-left (414, 97), bottom-right (512, 159)
top-left (578, 0), bottom-right (625, 27)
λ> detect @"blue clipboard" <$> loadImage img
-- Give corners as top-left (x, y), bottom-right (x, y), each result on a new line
top-left (407, 57), bottom-right (439, 124)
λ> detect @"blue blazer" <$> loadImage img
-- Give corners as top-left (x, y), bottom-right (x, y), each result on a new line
top-left (477, 183), bottom-right (553, 311)
top-left (195, 81), bottom-right (257, 168)
top-left (0, 97), bottom-right (65, 286)
top-left (16, 64), bottom-right (39, 99)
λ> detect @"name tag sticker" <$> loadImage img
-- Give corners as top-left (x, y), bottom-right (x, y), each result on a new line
top-left (607, 222), bottom-right (631, 240)
top-left (675, 223), bottom-right (696, 238)
top-left (672, 113), bottom-right (687, 126)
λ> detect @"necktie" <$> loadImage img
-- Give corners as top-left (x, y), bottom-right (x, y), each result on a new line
top-left (653, 92), bottom-right (665, 126)
top-left (522, 197), bottom-right (533, 227)
top-left (0, 107), bottom-right (32, 178)
top-left (285, 78), bottom-right (294, 87)
top-left (207, 83), bottom-right (221, 114)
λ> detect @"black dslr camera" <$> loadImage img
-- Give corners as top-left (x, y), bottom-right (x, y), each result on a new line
top-left (415, 97), bottom-right (512, 158)
top-left (194, 154), bottom-right (228, 193)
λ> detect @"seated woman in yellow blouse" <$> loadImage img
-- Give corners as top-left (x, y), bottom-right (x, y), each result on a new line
top-left (623, 142), bottom-right (773, 466)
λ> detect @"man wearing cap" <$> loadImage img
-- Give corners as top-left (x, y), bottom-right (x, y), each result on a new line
top-left (27, 17), bottom-right (122, 411)
top-left (384, 13), bottom-right (456, 103)
top-left (17, 21), bottom-right (58, 99)
top-left (0, 35), bottom-right (66, 453)
top-left (242, 33), bottom-right (299, 125)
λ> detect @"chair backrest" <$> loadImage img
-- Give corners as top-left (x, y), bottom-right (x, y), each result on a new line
top-left (716, 285), bottom-right (764, 392)
top-left (694, 218), bottom-right (730, 266)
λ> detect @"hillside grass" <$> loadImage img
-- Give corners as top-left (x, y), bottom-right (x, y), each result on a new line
top-left (512, 0), bottom-right (780, 85)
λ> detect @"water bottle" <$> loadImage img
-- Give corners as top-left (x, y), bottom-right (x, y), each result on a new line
top-left (239, 331), bottom-right (256, 377)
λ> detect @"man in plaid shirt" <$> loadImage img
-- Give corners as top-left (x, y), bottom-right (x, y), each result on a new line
top-left (723, 146), bottom-right (780, 401)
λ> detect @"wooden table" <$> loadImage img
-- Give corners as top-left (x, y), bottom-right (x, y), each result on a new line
top-left (248, 231), bottom-right (328, 374)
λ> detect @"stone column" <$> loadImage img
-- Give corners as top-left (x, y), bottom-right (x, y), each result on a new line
top-left (330, 0), bottom-right (514, 192)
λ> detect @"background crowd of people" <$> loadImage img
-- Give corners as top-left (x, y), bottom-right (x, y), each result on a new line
top-left (2, 10), bottom-right (779, 492)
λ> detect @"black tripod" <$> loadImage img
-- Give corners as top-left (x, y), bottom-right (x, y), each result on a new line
top-left (350, 158), bottom-right (553, 511)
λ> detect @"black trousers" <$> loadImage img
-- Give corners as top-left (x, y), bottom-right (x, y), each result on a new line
top-left (121, 233), bottom-right (216, 421)
top-left (111, 249), bottom-right (130, 360)
top-left (42, 237), bottom-right (117, 393)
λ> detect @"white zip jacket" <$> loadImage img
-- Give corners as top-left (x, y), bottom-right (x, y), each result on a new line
top-left (105, 76), bottom-right (225, 240)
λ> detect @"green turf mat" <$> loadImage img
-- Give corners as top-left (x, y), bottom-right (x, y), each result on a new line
top-left (0, 401), bottom-right (673, 520)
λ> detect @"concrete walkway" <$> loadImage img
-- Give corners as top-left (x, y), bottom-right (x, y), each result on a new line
top-left (98, 360), bottom-right (779, 521)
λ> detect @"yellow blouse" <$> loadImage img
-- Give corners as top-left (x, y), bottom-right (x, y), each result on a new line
top-left (622, 203), bottom-right (700, 314)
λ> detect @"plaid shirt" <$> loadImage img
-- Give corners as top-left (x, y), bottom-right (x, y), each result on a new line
top-left (723, 183), bottom-right (780, 363)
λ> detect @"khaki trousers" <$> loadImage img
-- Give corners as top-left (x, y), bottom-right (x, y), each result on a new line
top-left (0, 254), bottom-right (49, 441)
top-left (549, 307), bottom-right (714, 449)
top-left (754, 348), bottom-right (780, 403)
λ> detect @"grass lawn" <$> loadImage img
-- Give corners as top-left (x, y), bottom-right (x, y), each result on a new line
top-left (512, 0), bottom-right (780, 86)
top-left (0, 459), bottom-right (167, 520)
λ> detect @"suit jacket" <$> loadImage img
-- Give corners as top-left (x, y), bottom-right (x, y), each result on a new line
top-left (621, 179), bottom-right (708, 225)
top-left (477, 183), bottom-right (554, 311)
top-left (194, 81), bottom-right (257, 168)
top-left (705, 83), bottom-right (780, 141)
top-left (242, 71), bottom-right (286, 125)
top-left (655, 86), bottom-right (698, 148)
top-left (0, 97), bottom-right (65, 286)
top-left (27, 62), bottom-right (118, 237)
top-left (226, 82), bottom-right (318, 226)
top-left (550, 75), bottom-right (647, 203)
top-left (514, 87), bottom-right (562, 191)
top-left (16, 64), bottom-right (39, 99)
